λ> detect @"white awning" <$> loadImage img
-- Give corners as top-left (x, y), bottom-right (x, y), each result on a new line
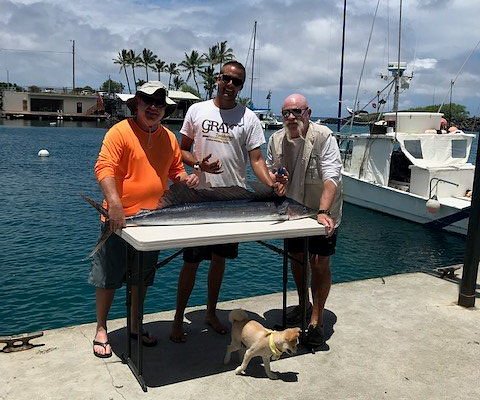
top-left (396, 132), bottom-right (474, 169)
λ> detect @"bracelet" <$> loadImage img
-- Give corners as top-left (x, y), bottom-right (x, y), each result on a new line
top-left (317, 209), bottom-right (331, 216)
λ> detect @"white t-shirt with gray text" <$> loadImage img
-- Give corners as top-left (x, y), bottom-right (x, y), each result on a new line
top-left (180, 99), bottom-right (265, 188)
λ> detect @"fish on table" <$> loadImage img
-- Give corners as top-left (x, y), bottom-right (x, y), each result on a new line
top-left (82, 183), bottom-right (316, 256)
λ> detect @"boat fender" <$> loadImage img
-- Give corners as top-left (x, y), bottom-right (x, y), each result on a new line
top-left (426, 198), bottom-right (441, 213)
top-left (38, 149), bottom-right (50, 157)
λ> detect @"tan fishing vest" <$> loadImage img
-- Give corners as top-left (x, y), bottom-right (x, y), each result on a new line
top-left (268, 122), bottom-right (343, 227)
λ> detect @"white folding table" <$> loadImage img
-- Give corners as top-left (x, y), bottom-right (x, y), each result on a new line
top-left (118, 218), bottom-right (325, 391)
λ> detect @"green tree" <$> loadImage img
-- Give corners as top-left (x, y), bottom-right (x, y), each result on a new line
top-left (180, 83), bottom-right (201, 99)
top-left (113, 49), bottom-right (132, 94)
top-left (28, 85), bottom-right (41, 93)
top-left (100, 79), bottom-right (124, 93)
top-left (141, 48), bottom-right (157, 81)
top-left (165, 62), bottom-right (179, 89)
top-left (203, 45), bottom-right (219, 69)
top-left (199, 66), bottom-right (217, 99)
top-left (126, 50), bottom-right (142, 91)
top-left (153, 59), bottom-right (166, 82)
top-left (216, 40), bottom-right (234, 70)
top-left (172, 75), bottom-right (185, 90)
top-left (179, 50), bottom-right (205, 94)
top-left (237, 96), bottom-right (252, 107)
top-left (406, 103), bottom-right (470, 125)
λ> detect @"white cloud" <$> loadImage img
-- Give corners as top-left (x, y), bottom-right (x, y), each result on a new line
top-left (1, 0), bottom-right (480, 115)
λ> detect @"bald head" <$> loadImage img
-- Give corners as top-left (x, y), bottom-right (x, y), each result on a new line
top-left (281, 93), bottom-right (311, 139)
top-left (282, 93), bottom-right (309, 110)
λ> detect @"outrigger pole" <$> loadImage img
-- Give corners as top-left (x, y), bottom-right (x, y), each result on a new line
top-left (337, 0), bottom-right (347, 133)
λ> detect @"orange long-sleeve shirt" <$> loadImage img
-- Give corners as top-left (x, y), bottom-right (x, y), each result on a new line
top-left (95, 118), bottom-right (186, 216)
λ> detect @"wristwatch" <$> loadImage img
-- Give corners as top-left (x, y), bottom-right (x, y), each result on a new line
top-left (317, 209), bottom-right (331, 216)
top-left (193, 161), bottom-right (201, 171)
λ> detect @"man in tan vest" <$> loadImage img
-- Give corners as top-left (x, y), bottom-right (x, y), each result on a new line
top-left (267, 93), bottom-right (343, 347)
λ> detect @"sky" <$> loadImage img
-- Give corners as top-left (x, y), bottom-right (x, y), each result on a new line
top-left (1, 0), bottom-right (480, 117)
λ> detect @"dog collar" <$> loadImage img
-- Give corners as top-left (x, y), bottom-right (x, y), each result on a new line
top-left (266, 330), bottom-right (282, 358)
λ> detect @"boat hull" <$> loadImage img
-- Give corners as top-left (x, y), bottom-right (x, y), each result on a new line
top-left (342, 173), bottom-right (469, 235)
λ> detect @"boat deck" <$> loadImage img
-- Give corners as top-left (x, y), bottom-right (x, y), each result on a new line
top-left (1, 268), bottom-right (479, 399)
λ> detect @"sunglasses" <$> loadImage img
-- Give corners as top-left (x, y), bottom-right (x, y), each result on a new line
top-left (281, 108), bottom-right (308, 118)
top-left (219, 74), bottom-right (243, 87)
top-left (139, 94), bottom-right (166, 108)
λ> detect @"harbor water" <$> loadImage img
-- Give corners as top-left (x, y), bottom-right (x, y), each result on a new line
top-left (0, 120), bottom-right (474, 336)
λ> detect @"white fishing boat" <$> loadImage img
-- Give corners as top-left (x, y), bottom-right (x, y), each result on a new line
top-left (339, 111), bottom-right (474, 235)
top-left (253, 109), bottom-right (283, 130)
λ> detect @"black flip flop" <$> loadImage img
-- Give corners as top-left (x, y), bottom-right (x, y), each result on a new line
top-left (93, 340), bottom-right (112, 358)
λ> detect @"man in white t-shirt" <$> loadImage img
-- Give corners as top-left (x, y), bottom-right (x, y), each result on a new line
top-left (170, 61), bottom-right (285, 343)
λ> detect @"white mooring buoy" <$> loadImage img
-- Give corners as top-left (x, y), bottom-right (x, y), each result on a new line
top-left (38, 149), bottom-right (50, 157)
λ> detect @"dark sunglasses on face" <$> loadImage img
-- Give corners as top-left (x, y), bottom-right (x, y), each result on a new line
top-left (219, 74), bottom-right (243, 87)
top-left (281, 108), bottom-right (308, 118)
top-left (139, 94), bottom-right (166, 108)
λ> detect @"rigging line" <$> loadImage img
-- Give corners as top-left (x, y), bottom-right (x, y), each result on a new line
top-left (0, 47), bottom-right (70, 54)
top-left (437, 37), bottom-right (480, 113)
top-left (349, 0), bottom-right (382, 133)
top-left (77, 55), bottom-right (106, 75)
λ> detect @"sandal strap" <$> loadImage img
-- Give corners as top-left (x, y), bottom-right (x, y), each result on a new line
top-left (93, 340), bottom-right (110, 348)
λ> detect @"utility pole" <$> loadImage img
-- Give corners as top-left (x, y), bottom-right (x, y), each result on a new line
top-left (71, 39), bottom-right (75, 92)
top-left (249, 21), bottom-right (257, 106)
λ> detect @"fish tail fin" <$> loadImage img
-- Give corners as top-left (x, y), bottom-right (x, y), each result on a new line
top-left (81, 194), bottom-right (109, 218)
top-left (83, 223), bottom-right (112, 260)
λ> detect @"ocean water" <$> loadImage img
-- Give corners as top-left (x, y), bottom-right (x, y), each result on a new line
top-left (0, 120), bottom-right (473, 336)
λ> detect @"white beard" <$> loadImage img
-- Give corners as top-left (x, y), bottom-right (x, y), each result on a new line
top-left (284, 120), bottom-right (306, 143)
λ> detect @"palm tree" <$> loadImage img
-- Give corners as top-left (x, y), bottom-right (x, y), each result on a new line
top-left (141, 48), bottom-right (157, 81)
top-left (203, 45), bottom-right (219, 70)
top-left (199, 66), bottom-right (217, 99)
top-left (153, 59), bottom-right (166, 82)
top-left (127, 50), bottom-right (142, 91)
top-left (172, 75), bottom-right (185, 90)
top-left (113, 49), bottom-right (132, 93)
top-left (179, 50), bottom-right (205, 94)
top-left (165, 62), bottom-right (179, 89)
top-left (216, 40), bottom-right (234, 70)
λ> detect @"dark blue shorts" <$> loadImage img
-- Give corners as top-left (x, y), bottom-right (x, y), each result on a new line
top-left (183, 243), bottom-right (239, 263)
top-left (286, 230), bottom-right (338, 257)
top-left (88, 225), bottom-right (159, 289)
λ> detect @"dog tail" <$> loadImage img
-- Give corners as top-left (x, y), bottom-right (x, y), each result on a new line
top-left (229, 309), bottom-right (248, 323)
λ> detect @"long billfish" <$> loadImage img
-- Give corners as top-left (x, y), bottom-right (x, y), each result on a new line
top-left (83, 184), bottom-right (316, 256)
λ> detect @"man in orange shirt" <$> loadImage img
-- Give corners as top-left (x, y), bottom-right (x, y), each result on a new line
top-left (89, 82), bottom-right (198, 358)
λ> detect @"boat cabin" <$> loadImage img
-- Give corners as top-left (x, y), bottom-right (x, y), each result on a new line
top-left (340, 112), bottom-right (475, 199)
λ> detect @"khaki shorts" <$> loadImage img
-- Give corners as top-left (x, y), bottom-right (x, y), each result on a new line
top-left (88, 225), bottom-right (159, 289)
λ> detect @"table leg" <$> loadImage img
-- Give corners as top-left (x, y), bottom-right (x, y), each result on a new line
top-left (282, 239), bottom-right (289, 328)
top-left (300, 238), bottom-right (309, 341)
top-left (121, 244), bottom-right (147, 392)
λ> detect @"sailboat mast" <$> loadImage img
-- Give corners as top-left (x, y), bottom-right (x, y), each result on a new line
top-left (393, 0), bottom-right (403, 113)
top-left (249, 21), bottom-right (257, 104)
top-left (337, 0), bottom-right (347, 132)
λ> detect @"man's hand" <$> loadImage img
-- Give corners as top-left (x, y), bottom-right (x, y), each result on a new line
top-left (317, 213), bottom-right (335, 237)
top-left (273, 182), bottom-right (286, 197)
top-left (108, 201), bottom-right (126, 231)
top-left (184, 173), bottom-right (199, 188)
top-left (200, 154), bottom-right (223, 174)
top-left (274, 167), bottom-right (289, 185)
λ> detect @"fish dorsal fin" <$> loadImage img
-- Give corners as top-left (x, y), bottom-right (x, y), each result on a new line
top-left (159, 183), bottom-right (255, 208)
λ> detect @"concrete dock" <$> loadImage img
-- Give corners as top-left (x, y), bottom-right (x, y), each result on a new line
top-left (1, 269), bottom-right (479, 400)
